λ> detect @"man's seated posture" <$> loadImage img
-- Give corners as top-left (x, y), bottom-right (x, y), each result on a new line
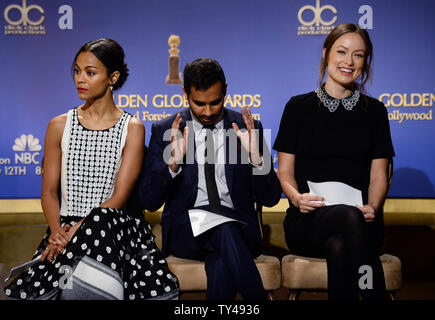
top-left (139, 58), bottom-right (281, 300)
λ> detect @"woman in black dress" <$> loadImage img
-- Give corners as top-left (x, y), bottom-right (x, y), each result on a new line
top-left (273, 23), bottom-right (394, 300)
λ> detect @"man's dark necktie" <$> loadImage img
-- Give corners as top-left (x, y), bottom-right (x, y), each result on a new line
top-left (204, 126), bottom-right (222, 214)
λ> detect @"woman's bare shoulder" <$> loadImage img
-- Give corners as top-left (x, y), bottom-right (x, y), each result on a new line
top-left (46, 112), bottom-right (69, 134)
top-left (127, 115), bottom-right (145, 134)
top-left (128, 115), bottom-right (144, 127)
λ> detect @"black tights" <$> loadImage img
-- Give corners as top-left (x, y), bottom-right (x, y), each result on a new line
top-left (285, 205), bottom-right (387, 300)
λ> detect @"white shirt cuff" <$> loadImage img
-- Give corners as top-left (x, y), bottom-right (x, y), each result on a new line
top-left (249, 155), bottom-right (264, 169)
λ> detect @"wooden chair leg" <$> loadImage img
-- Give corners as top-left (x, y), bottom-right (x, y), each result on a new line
top-left (287, 289), bottom-right (301, 300)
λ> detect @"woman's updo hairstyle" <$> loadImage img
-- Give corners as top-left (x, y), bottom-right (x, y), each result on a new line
top-left (72, 38), bottom-right (129, 90)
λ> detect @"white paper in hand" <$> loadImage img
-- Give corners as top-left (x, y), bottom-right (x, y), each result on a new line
top-left (307, 181), bottom-right (363, 207)
top-left (188, 209), bottom-right (246, 237)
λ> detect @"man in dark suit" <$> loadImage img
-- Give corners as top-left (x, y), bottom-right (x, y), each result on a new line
top-left (138, 58), bottom-right (281, 300)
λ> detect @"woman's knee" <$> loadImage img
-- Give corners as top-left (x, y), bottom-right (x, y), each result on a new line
top-left (338, 205), bottom-right (366, 229)
top-left (324, 235), bottom-right (346, 258)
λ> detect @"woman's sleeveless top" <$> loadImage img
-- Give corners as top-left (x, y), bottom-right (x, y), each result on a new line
top-left (59, 108), bottom-right (132, 217)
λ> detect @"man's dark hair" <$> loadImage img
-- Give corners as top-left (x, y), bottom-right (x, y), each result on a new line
top-left (183, 58), bottom-right (226, 97)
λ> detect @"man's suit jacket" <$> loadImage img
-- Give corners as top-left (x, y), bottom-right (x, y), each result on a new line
top-left (138, 108), bottom-right (282, 257)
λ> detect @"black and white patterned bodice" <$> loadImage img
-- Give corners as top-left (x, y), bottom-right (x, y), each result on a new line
top-left (60, 108), bottom-right (132, 217)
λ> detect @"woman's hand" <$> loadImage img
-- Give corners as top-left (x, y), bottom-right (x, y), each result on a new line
top-left (293, 193), bottom-right (325, 213)
top-left (65, 219), bottom-right (84, 239)
top-left (356, 204), bottom-right (376, 222)
top-left (42, 224), bottom-right (71, 262)
top-left (276, 153), bottom-right (325, 214)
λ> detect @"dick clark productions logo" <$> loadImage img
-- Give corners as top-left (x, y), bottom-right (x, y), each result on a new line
top-left (298, 0), bottom-right (337, 27)
top-left (3, 0), bottom-right (73, 34)
top-left (4, 0), bottom-right (44, 26)
top-left (3, 0), bottom-right (45, 34)
top-left (297, 0), bottom-right (337, 36)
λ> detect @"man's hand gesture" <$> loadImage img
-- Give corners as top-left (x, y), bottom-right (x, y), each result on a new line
top-left (232, 107), bottom-right (262, 166)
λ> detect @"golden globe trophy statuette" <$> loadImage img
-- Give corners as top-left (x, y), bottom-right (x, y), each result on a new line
top-left (166, 35), bottom-right (182, 85)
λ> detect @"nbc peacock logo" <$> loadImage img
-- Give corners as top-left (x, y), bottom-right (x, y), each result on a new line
top-left (13, 134), bottom-right (42, 152)
top-left (13, 134), bottom-right (41, 164)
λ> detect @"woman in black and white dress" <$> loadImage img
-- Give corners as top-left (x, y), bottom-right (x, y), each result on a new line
top-left (4, 38), bottom-right (179, 300)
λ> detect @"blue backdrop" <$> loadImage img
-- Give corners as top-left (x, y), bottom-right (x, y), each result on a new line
top-left (0, 0), bottom-right (434, 198)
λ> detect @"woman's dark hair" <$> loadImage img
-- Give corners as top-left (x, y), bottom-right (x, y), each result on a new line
top-left (183, 58), bottom-right (226, 97)
top-left (71, 38), bottom-right (129, 90)
top-left (319, 23), bottom-right (373, 94)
